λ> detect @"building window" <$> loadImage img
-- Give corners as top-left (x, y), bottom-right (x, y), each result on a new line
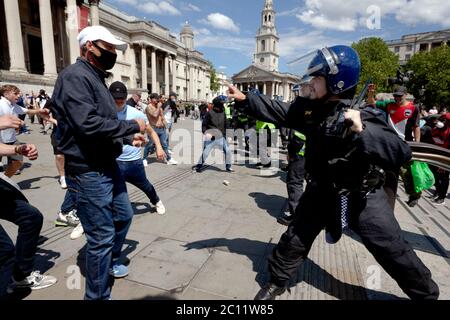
top-left (405, 54), bottom-right (411, 61)
top-left (265, 15), bottom-right (267, 22)
top-left (273, 41), bottom-right (276, 52)
top-left (431, 42), bottom-right (441, 49)
top-left (419, 43), bottom-right (428, 51)
top-left (269, 15), bottom-right (271, 22)
top-left (176, 86), bottom-right (180, 96)
top-left (260, 57), bottom-right (265, 63)
top-left (406, 44), bottom-right (413, 51)
top-left (394, 46), bottom-right (400, 53)
top-left (261, 40), bottom-right (266, 51)
top-left (136, 80), bottom-right (141, 88)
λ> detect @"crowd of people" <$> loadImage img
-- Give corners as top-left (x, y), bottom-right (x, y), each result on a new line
top-left (0, 25), bottom-right (448, 301)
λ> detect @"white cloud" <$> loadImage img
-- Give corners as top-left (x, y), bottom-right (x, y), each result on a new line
top-left (200, 13), bottom-right (240, 34)
top-left (293, 0), bottom-right (450, 31)
top-left (278, 29), bottom-right (338, 59)
top-left (114, 0), bottom-right (181, 16)
top-left (185, 3), bottom-right (201, 12)
top-left (218, 66), bottom-right (227, 69)
top-left (194, 28), bottom-right (212, 36)
top-left (396, 0), bottom-right (450, 27)
top-left (195, 34), bottom-right (254, 57)
top-left (298, 10), bottom-right (357, 32)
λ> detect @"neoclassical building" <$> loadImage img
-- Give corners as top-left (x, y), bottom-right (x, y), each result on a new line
top-left (386, 29), bottom-right (450, 65)
top-left (0, 0), bottom-right (212, 102)
top-left (232, 0), bottom-right (299, 102)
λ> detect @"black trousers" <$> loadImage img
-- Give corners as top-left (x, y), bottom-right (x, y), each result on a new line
top-left (286, 157), bottom-right (305, 216)
top-left (430, 165), bottom-right (449, 199)
top-left (268, 182), bottom-right (439, 300)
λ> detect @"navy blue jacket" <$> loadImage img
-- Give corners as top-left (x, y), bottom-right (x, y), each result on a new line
top-left (51, 58), bottom-right (140, 174)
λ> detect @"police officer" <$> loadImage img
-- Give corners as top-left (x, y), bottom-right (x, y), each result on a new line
top-left (228, 45), bottom-right (439, 300)
top-left (277, 129), bottom-right (306, 226)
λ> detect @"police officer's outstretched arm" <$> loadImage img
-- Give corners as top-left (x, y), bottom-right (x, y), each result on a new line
top-left (228, 85), bottom-right (302, 131)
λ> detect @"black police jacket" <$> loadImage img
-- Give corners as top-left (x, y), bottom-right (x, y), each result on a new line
top-left (236, 92), bottom-right (411, 190)
top-left (51, 58), bottom-right (141, 174)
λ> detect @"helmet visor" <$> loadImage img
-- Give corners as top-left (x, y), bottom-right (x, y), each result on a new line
top-left (287, 47), bottom-right (339, 79)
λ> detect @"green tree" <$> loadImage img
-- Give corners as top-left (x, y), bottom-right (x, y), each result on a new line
top-left (352, 37), bottom-right (399, 93)
top-left (406, 45), bottom-right (450, 109)
top-left (208, 61), bottom-right (220, 93)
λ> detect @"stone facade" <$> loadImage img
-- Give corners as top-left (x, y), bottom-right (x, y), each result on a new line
top-left (0, 0), bottom-right (212, 102)
top-left (386, 29), bottom-right (450, 65)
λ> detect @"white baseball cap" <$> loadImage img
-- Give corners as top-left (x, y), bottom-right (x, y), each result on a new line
top-left (77, 26), bottom-right (128, 51)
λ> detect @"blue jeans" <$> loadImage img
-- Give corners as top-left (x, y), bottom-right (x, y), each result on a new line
top-left (117, 159), bottom-right (160, 205)
top-left (60, 189), bottom-right (77, 213)
top-left (66, 163), bottom-right (133, 300)
top-left (197, 137), bottom-right (232, 169)
top-left (0, 198), bottom-right (43, 297)
top-left (143, 127), bottom-right (171, 160)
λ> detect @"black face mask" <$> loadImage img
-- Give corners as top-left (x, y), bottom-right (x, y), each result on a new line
top-left (91, 42), bottom-right (117, 70)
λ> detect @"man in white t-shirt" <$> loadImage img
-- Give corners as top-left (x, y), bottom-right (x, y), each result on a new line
top-left (0, 85), bottom-right (48, 177)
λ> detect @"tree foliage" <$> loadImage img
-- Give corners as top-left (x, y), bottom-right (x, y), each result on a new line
top-left (406, 45), bottom-right (450, 109)
top-left (352, 37), bottom-right (399, 94)
top-left (208, 61), bottom-right (220, 93)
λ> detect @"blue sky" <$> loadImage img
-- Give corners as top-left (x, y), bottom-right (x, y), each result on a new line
top-left (104, 0), bottom-right (450, 77)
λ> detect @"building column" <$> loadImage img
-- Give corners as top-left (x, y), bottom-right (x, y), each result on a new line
top-left (164, 53), bottom-right (169, 96)
top-left (189, 66), bottom-right (195, 100)
top-left (66, 0), bottom-right (79, 64)
top-left (141, 44), bottom-right (148, 90)
top-left (39, 0), bottom-right (57, 76)
top-left (262, 82), bottom-right (267, 95)
top-left (130, 45), bottom-right (137, 88)
top-left (171, 55), bottom-right (176, 94)
top-left (89, 0), bottom-right (100, 26)
top-left (3, 0), bottom-right (26, 72)
top-left (151, 48), bottom-right (157, 94)
top-left (271, 82), bottom-right (275, 98)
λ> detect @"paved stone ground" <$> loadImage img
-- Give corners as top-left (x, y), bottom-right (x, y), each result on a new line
top-left (1, 117), bottom-right (449, 300)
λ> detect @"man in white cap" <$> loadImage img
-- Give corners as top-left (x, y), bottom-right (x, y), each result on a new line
top-left (50, 26), bottom-right (146, 300)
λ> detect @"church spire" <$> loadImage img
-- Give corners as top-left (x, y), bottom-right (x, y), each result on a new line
top-left (254, 0), bottom-right (279, 71)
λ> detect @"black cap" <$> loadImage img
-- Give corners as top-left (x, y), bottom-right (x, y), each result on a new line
top-left (149, 93), bottom-right (160, 100)
top-left (169, 92), bottom-right (177, 98)
top-left (393, 86), bottom-right (407, 96)
top-left (109, 81), bottom-right (127, 99)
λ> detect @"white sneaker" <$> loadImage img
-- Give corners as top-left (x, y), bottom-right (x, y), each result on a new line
top-left (7, 271), bottom-right (57, 292)
top-left (155, 200), bottom-right (166, 215)
top-left (59, 176), bottom-right (67, 189)
top-left (55, 210), bottom-right (79, 227)
top-left (167, 158), bottom-right (178, 165)
top-left (70, 224), bottom-right (84, 240)
top-left (167, 150), bottom-right (173, 155)
top-left (143, 159), bottom-right (148, 167)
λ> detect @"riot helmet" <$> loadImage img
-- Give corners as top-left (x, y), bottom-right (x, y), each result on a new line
top-left (288, 45), bottom-right (361, 97)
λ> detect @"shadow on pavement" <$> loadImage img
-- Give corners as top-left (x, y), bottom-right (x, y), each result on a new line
top-left (17, 175), bottom-right (58, 190)
top-left (248, 192), bottom-right (287, 219)
top-left (183, 237), bottom-right (406, 300)
top-left (131, 202), bottom-right (153, 215)
top-left (346, 229), bottom-right (450, 260)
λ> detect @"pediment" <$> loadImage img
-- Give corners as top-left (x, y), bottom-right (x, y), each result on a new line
top-left (232, 65), bottom-right (276, 81)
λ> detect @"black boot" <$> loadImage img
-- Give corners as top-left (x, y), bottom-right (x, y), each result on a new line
top-left (254, 283), bottom-right (286, 300)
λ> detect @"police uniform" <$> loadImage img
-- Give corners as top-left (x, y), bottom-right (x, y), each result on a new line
top-left (278, 130), bottom-right (306, 225)
top-left (235, 45), bottom-right (439, 300)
